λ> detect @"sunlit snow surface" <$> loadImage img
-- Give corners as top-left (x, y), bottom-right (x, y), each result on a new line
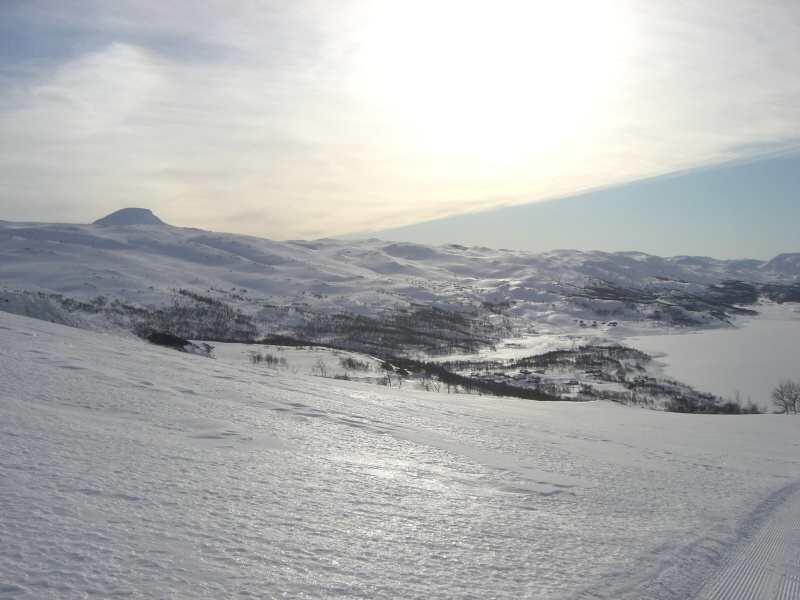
top-left (1, 312), bottom-right (799, 599)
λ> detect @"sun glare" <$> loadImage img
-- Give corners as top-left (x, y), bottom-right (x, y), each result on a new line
top-left (360, 0), bottom-right (624, 162)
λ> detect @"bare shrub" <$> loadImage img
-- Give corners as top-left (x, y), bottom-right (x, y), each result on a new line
top-left (771, 380), bottom-right (800, 414)
top-left (311, 359), bottom-right (329, 378)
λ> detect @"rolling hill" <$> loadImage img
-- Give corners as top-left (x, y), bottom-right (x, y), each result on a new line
top-left (2, 209), bottom-right (797, 352)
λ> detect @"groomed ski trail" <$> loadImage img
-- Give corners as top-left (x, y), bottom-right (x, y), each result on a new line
top-left (699, 480), bottom-right (800, 600)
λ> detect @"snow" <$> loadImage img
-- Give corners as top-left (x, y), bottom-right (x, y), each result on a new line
top-left (1, 218), bottom-right (795, 320)
top-left (2, 311), bottom-right (800, 599)
top-left (624, 304), bottom-right (800, 409)
top-left (2, 211), bottom-right (800, 595)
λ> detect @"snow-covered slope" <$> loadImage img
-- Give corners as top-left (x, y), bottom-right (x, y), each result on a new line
top-left (1, 311), bottom-right (799, 598)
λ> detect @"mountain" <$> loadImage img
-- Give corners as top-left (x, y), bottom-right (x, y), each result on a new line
top-left (1, 210), bottom-right (798, 356)
top-left (93, 207), bottom-right (169, 226)
top-left (763, 253), bottom-right (800, 277)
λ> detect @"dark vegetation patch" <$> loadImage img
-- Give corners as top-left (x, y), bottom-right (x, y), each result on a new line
top-left (379, 356), bottom-right (561, 401)
top-left (760, 282), bottom-right (800, 303)
top-left (131, 289), bottom-right (258, 341)
top-left (146, 332), bottom-right (190, 349)
top-left (292, 303), bottom-right (503, 356)
top-left (440, 344), bottom-right (763, 414)
top-left (577, 277), bottom-right (762, 323)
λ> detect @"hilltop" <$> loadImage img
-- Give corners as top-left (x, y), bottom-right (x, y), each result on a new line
top-left (92, 207), bottom-right (169, 226)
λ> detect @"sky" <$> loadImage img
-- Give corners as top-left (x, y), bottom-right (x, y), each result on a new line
top-left (1, 1), bottom-right (798, 259)
top-left (347, 153), bottom-right (800, 259)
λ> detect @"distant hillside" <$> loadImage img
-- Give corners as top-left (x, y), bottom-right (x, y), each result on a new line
top-left (1, 209), bottom-right (798, 355)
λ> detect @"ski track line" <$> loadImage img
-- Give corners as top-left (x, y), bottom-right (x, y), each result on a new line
top-left (699, 480), bottom-right (800, 600)
top-left (596, 480), bottom-right (800, 600)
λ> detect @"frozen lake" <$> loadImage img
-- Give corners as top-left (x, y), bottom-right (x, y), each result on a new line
top-left (624, 304), bottom-right (800, 410)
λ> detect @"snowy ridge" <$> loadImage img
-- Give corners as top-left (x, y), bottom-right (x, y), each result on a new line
top-left (762, 253), bottom-right (800, 278)
top-left (1, 310), bottom-right (799, 598)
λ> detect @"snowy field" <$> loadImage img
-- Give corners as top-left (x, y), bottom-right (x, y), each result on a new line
top-left (2, 311), bottom-right (800, 599)
top-left (623, 304), bottom-right (800, 409)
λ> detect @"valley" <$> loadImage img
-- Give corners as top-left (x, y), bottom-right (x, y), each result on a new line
top-left (2, 210), bottom-right (797, 411)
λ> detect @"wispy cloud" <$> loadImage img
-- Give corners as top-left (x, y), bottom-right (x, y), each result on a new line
top-left (1, 1), bottom-right (798, 238)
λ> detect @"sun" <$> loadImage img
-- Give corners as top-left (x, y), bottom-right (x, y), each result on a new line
top-left (359, 0), bottom-right (625, 163)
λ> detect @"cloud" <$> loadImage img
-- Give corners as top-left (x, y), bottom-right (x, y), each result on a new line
top-left (0, 1), bottom-right (799, 238)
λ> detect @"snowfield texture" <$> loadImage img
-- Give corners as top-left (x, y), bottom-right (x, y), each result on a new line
top-left (2, 311), bottom-right (799, 599)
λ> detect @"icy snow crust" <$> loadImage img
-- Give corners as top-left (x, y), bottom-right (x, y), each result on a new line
top-left (2, 312), bottom-right (799, 599)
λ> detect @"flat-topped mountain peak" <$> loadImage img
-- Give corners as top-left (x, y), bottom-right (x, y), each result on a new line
top-left (93, 208), bottom-right (168, 226)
